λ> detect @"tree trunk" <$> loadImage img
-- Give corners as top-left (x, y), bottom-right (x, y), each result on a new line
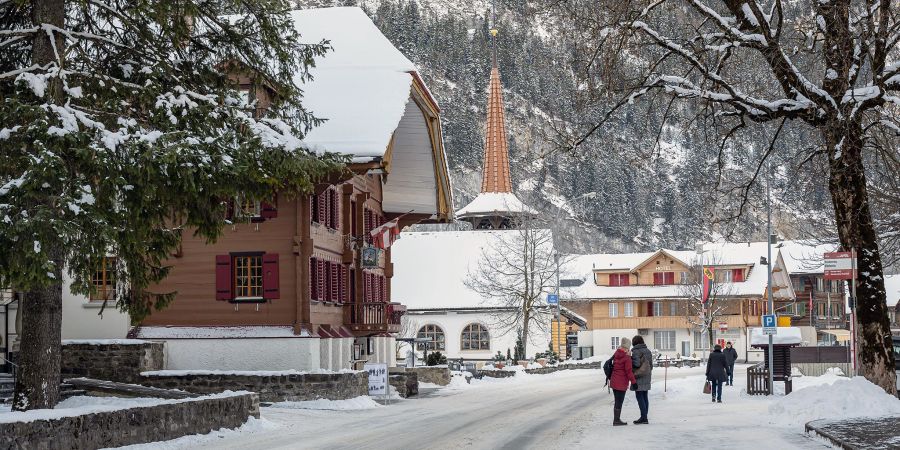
top-left (11, 0), bottom-right (68, 411)
top-left (826, 123), bottom-right (897, 395)
top-left (521, 310), bottom-right (530, 358)
top-left (12, 244), bottom-right (63, 411)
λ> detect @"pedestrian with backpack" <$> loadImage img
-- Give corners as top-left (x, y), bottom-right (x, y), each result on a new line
top-left (608, 337), bottom-right (636, 426)
top-left (630, 335), bottom-right (653, 424)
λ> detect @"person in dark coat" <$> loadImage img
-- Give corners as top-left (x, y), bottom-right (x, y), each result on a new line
top-left (630, 335), bottom-right (653, 424)
top-left (723, 342), bottom-right (738, 386)
top-left (706, 344), bottom-right (729, 403)
top-left (610, 337), bottom-right (636, 426)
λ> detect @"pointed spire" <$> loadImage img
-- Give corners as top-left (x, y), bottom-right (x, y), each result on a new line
top-left (481, 66), bottom-right (512, 193)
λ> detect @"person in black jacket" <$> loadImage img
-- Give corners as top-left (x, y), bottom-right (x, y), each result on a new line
top-left (723, 342), bottom-right (738, 386)
top-left (706, 345), bottom-right (729, 403)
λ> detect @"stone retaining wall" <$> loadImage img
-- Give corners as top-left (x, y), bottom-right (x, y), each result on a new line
top-left (61, 341), bottom-right (165, 383)
top-left (482, 362), bottom-right (602, 378)
top-left (139, 372), bottom-right (368, 403)
top-left (0, 392), bottom-right (258, 450)
top-left (480, 370), bottom-right (516, 379)
top-left (388, 371), bottom-right (418, 398)
top-left (407, 366), bottom-right (450, 386)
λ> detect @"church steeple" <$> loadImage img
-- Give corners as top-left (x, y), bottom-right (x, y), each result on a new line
top-left (454, 7), bottom-right (535, 230)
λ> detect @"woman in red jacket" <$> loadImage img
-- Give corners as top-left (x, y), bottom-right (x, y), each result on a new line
top-left (610, 337), bottom-right (637, 426)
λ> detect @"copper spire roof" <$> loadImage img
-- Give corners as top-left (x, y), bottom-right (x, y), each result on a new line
top-left (480, 67), bottom-right (513, 193)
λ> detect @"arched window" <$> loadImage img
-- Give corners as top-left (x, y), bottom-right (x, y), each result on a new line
top-left (417, 325), bottom-right (445, 351)
top-left (461, 323), bottom-right (490, 351)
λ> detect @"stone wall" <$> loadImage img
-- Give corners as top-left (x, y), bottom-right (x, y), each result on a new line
top-left (0, 392), bottom-right (258, 450)
top-left (140, 371), bottom-right (368, 403)
top-left (480, 370), bottom-right (516, 379)
top-left (408, 366), bottom-right (450, 386)
top-left (388, 370), bottom-right (418, 398)
top-left (61, 340), bottom-right (165, 383)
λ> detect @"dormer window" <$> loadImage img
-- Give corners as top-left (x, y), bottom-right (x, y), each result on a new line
top-left (608, 273), bottom-right (630, 286)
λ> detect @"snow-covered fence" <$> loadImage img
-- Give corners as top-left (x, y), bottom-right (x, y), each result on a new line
top-left (0, 391), bottom-right (258, 449)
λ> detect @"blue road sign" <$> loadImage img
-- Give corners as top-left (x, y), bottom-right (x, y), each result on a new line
top-left (762, 314), bottom-right (776, 328)
top-left (547, 294), bottom-right (559, 305)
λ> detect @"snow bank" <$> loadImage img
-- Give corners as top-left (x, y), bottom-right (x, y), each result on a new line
top-left (0, 391), bottom-right (251, 424)
top-left (769, 376), bottom-right (900, 427)
top-left (268, 396), bottom-right (381, 411)
top-left (110, 417), bottom-right (279, 450)
top-left (62, 339), bottom-right (151, 345)
top-left (141, 369), bottom-right (359, 376)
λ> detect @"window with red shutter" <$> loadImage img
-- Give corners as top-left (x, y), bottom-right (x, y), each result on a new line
top-left (609, 274), bottom-right (619, 287)
top-left (215, 255), bottom-right (232, 300)
top-left (620, 274), bottom-right (630, 286)
top-left (653, 272), bottom-right (662, 285)
top-left (664, 272), bottom-right (675, 285)
top-left (338, 265), bottom-right (346, 303)
top-left (309, 257), bottom-right (317, 300)
top-left (317, 259), bottom-right (326, 301)
top-left (317, 191), bottom-right (327, 224)
top-left (330, 262), bottom-right (339, 302)
top-left (329, 189), bottom-right (338, 229)
top-left (732, 268), bottom-right (743, 282)
top-left (260, 197), bottom-right (277, 219)
top-left (262, 253), bottom-right (279, 299)
top-left (647, 301), bottom-right (654, 317)
top-left (364, 272), bottom-right (372, 301)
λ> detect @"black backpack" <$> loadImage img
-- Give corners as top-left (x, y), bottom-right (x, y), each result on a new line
top-left (603, 355), bottom-right (615, 386)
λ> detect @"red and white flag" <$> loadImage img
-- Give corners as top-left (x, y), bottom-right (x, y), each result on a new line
top-left (370, 218), bottom-right (400, 249)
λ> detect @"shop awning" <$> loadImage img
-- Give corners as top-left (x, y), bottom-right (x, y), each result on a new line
top-left (820, 329), bottom-right (851, 342)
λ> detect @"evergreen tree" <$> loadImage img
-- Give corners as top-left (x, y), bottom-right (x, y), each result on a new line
top-left (0, 0), bottom-right (340, 410)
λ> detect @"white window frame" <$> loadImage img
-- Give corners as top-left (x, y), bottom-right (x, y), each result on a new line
top-left (624, 302), bottom-right (634, 317)
top-left (680, 271), bottom-right (689, 284)
top-left (693, 331), bottom-right (710, 350)
top-left (608, 302), bottom-right (618, 318)
top-left (610, 336), bottom-right (620, 350)
top-left (653, 302), bottom-right (663, 317)
top-left (654, 330), bottom-right (676, 351)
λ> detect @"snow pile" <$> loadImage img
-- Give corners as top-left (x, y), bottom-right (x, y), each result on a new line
top-left (112, 417), bottom-right (279, 449)
top-left (0, 391), bottom-right (251, 424)
top-left (268, 396), bottom-right (381, 411)
top-left (768, 376), bottom-right (900, 427)
top-left (141, 368), bottom-right (360, 377)
top-left (568, 354), bottom-right (610, 365)
top-left (445, 373), bottom-right (474, 390)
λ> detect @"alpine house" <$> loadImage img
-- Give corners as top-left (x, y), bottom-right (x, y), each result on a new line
top-left (129, 7), bottom-right (452, 372)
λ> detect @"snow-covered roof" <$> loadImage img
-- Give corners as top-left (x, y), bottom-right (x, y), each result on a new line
top-left (565, 241), bottom-right (794, 300)
top-left (750, 327), bottom-right (803, 346)
top-left (391, 230), bottom-right (553, 310)
top-left (885, 274), bottom-right (900, 310)
top-left (777, 240), bottom-right (839, 274)
top-left (291, 7), bottom-right (422, 161)
top-left (455, 192), bottom-right (537, 218)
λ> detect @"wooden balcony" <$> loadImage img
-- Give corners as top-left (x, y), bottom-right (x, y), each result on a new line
top-left (592, 314), bottom-right (760, 330)
top-left (346, 302), bottom-right (405, 334)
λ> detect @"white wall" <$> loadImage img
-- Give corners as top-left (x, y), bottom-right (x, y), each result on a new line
top-left (403, 310), bottom-right (550, 360)
top-left (577, 327), bottom-right (757, 362)
top-left (163, 337), bottom-right (321, 371)
top-left (0, 275), bottom-right (130, 350)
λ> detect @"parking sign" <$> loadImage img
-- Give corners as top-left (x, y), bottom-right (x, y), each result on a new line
top-left (547, 294), bottom-right (559, 305)
top-left (762, 314), bottom-right (777, 335)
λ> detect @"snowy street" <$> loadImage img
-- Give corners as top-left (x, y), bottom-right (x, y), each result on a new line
top-left (127, 365), bottom-right (860, 450)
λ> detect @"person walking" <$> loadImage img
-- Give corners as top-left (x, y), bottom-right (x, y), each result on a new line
top-left (610, 337), bottom-right (636, 426)
top-left (706, 344), bottom-right (729, 403)
top-left (723, 342), bottom-right (738, 386)
top-left (630, 335), bottom-right (653, 424)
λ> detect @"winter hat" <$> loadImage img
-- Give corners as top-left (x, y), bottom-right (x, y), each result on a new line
top-left (620, 337), bottom-right (632, 350)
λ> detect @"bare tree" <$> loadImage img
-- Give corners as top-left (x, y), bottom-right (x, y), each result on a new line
top-left (679, 261), bottom-right (737, 354)
top-left (544, 0), bottom-right (898, 394)
top-left (464, 217), bottom-right (563, 356)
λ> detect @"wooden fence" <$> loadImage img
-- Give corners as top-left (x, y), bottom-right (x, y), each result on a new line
top-left (746, 362), bottom-right (770, 395)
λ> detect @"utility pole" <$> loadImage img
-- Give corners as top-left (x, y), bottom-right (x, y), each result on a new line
top-left (765, 162), bottom-right (775, 394)
top-left (555, 252), bottom-right (562, 358)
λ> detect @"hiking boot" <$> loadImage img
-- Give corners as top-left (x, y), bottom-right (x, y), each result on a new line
top-left (717, 399), bottom-right (722, 403)
top-left (711, 397), bottom-right (716, 403)
top-left (613, 408), bottom-right (627, 426)
top-left (633, 418), bottom-right (649, 424)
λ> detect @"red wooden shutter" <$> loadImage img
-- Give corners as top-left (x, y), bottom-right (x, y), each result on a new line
top-left (260, 197), bottom-right (277, 219)
top-left (364, 272), bottom-right (372, 301)
top-left (380, 276), bottom-right (387, 302)
top-left (330, 262), bottom-right (339, 302)
top-left (609, 274), bottom-right (619, 287)
top-left (653, 272), bottom-right (662, 285)
top-left (732, 268), bottom-right (743, 282)
top-left (262, 253), bottom-right (280, 299)
top-left (224, 199), bottom-right (235, 222)
top-left (647, 301), bottom-right (654, 317)
top-left (317, 259), bottom-right (326, 301)
top-left (215, 255), bottom-right (232, 301)
top-left (664, 272), bottom-right (674, 285)
top-left (338, 265), bottom-right (346, 303)
top-left (317, 191), bottom-right (327, 223)
top-left (309, 257), bottom-right (318, 301)
top-left (329, 189), bottom-right (338, 229)
top-left (620, 274), bottom-right (630, 286)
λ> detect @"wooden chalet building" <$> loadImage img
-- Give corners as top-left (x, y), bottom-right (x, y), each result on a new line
top-left (131, 7), bottom-right (452, 372)
top-left (563, 242), bottom-right (797, 361)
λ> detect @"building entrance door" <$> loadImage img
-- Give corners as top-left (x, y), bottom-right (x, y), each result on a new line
top-left (681, 341), bottom-right (690, 357)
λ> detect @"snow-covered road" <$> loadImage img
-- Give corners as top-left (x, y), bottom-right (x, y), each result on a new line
top-left (136, 365), bottom-right (836, 450)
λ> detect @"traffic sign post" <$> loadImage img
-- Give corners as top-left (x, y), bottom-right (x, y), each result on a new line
top-left (824, 250), bottom-right (858, 376)
top-left (547, 294), bottom-right (559, 305)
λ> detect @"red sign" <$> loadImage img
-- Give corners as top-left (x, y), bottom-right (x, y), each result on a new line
top-left (824, 251), bottom-right (854, 280)
top-left (719, 322), bottom-right (728, 332)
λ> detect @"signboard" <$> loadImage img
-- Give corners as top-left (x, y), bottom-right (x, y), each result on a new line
top-left (364, 363), bottom-right (388, 396)
top-left (718, 322), bottom-right (728, 332)
top-left (762, 314), bottom-right (777, 335)
top-left (824, 251), bottom-right (854, 280)
top-left (547, 294), bottom-right (559, 305)
top-left (361, 247), bottom-right (380, 269)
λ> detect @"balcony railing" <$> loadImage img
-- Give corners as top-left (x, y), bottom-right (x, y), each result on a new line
top-left (592, 314), bottom-right (760, 330)
top-left (346, 302), bottom-right (405, 334)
